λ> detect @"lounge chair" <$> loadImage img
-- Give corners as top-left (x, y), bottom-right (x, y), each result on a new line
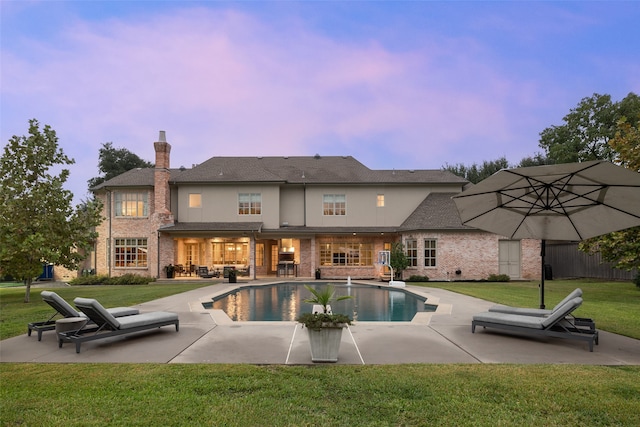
top-left (57, 297), bottom-right (179, 353)
top-left (472, 297), bottom-right (598, 351)
top-left (27, 291), bottom-right (140, 341)
top-left (488, 288), bottom-right (583, 317)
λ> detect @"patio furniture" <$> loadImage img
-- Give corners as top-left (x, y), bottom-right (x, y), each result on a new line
top-left (472, 297), bottom-right (598, 351)
top-left (28, 291), bottom-right (139, 341)
top-left (57, 297), bottom-right (179, 353)
top-left (488, 288), bottom-right (583, 317)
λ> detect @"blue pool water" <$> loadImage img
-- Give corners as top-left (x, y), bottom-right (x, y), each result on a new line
top-left (204, 282), bottom-right (435, 322)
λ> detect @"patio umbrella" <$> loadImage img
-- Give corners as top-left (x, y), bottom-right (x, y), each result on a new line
top-left (452, 160), bottom-right (640, 308)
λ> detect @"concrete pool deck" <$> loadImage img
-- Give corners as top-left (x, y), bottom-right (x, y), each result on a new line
top-left (2, 280), bottom-right (640, 365)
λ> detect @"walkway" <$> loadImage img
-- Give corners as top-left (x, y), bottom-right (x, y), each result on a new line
top-left (2, 281), bottom-right (639, 364)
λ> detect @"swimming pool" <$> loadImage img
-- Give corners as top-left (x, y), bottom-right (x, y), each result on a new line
top-left (204, 282), bottom-right (435, 322)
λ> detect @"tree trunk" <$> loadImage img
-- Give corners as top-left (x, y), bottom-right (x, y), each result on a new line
top-left (24, 278), bottom-right (32, 303)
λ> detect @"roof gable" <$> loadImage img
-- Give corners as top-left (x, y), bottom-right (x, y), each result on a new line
top-left (401, 192), bottom-right (470, 230)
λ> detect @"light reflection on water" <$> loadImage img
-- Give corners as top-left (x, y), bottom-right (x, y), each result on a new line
top-left (207, 282), bottom-right (432, 322)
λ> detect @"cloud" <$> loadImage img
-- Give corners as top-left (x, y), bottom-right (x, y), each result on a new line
top-left (5, 3), bottom-right (630, 201)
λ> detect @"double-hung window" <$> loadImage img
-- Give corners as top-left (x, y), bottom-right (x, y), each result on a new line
top-left (323, 194), bottom-right (346, 216)
top-left (115, 192), bottom-right (148, 217)
top-left (238, 193), bottom-right (261, 215)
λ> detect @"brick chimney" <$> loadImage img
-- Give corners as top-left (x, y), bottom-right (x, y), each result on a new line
top-left (154, 131), bottom-right (171, 214)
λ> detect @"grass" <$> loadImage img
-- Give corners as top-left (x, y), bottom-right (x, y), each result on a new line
top-left (1, 279), bottom-right (639, 426)
top-left (1, 364), bottom-right (639, 426)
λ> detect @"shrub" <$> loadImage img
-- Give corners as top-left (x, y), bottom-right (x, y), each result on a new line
top-left (69, 274), bottom-right (155, 286)
top-left (634, 273), bottom-right (640, 288)
top-left (487, 274), bottom-right (511, 282)
top-left (406, 275), bottom-right (429, 282)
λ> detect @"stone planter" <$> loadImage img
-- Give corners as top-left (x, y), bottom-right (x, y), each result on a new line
top-left (306, 326), bottom-right (345, 363)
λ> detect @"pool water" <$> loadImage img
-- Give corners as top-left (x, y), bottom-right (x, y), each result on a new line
top-left (205, 282), bottom-right (434, 322)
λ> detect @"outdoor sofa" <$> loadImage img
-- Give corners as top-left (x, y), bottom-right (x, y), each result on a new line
top-left (472, 297), bottom-right (598, 351)
top-left (28, 291), bottom-right (140, 341)
top-left (57, 297), bottom-right (179, 353)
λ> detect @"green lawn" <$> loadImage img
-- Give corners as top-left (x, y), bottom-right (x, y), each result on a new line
top-left (1, 364), bottom-right (639, 426)
top-left (2, 279), bottom-right (639, 426)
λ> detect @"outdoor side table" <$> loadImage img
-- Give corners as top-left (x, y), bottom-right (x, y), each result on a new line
top-left (55, 317), bottom-right (87, 335)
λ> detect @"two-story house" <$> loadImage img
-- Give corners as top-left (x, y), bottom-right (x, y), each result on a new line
top-left (91, 132), bottom-right (540, 281)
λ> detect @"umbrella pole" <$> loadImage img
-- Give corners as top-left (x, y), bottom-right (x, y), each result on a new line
top-left (540, 239), bottom-right (546, 309)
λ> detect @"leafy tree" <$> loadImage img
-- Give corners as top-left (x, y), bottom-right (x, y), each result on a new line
top-left (0, 119), bottom-right (103, 302)
top-left (88, 142), bottom-right (153, 189)
top-left (390, 242), bottom-right (409, 279)
top-left (539, 92), bottom-right (640, 164)
top-left (443, 157), bottom-right (510, 184)
top-left (578, 115), bottom-right (640, 271)
top-left (516, 152), bottom-right (553, 167)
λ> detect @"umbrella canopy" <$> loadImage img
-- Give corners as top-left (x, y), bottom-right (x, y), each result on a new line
top-left (452, 160), bottom-right (640, 308)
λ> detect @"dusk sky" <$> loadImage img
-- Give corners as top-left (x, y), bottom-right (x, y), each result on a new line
top-left (2, 1), bottom-right (639, 203)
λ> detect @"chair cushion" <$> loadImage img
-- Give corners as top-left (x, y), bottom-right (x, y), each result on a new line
top-left (74, 297), bottom-right (121, 329)
top-left (551, 288), bottom-right (582, 312)
top-left (473, 312), bottom-right (545, 329)
top-left (541, 297), bottom-right (582, 328)
top-left (117, 312), bottom-right (179, 329)
top-left (41, 291), bottom-right (81, 317)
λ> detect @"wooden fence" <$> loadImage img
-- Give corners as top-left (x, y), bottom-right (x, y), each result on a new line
top-left (545, 242), bottom-right (637, 280)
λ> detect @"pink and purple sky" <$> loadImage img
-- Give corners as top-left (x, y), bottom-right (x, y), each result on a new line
top-left (2, 1), bottom-right (639, 203)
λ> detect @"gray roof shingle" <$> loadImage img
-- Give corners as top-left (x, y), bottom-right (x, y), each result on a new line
top-left (93, 155), bottom-right (467, 188)
top-left (401, 192), bottom-right (471, 230)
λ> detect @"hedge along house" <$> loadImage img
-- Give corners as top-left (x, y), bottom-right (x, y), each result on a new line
top-left (91, 132), bottom-right (541, 281)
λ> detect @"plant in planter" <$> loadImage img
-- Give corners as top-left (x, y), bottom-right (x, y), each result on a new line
top-left (164, 264), bottom-right (175, 279)
top-left (297, 284), bottom-right (352, 363)
top-left (228, 268), bottom-right (237, 283)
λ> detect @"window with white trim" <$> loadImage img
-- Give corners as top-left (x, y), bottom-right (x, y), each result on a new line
top-left (323, 194), bottom-right (346, 216)
top-left (377, 194), bottom-right (385, 207)
top-left (238, 193), bottom-right (261, 215)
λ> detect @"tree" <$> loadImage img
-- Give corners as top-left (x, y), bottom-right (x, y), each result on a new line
top-left (578, 115), bottom-right (640, 271)
top-left (516, 152), bottom-right (553, 168)
top-left (390, 242), bottom-right (409, 280)
top-left (443, 157), bottom-right (510, 184)
top-left (539, 92), bottom-right (640, 164)
top-left (87, 142), bottom-right (153, 189)
top-left (0, 119), bottom-right (103, 302)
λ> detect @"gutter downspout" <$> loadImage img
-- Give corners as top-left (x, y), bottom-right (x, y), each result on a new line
top-left (157, 230), bottom-right (161, 279)
top-left (107, 189), bottom-right (112, 277)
